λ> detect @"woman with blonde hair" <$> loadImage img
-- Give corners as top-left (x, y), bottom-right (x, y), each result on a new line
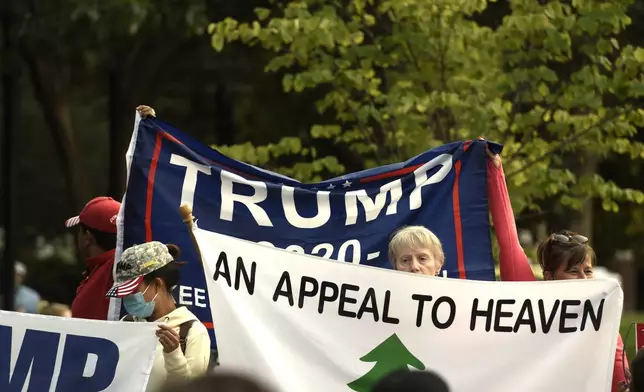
top-left (388, 146), bottom-right (532, 281)
top-left (388, 225), bottom-right (445, 276)
top-left (39, 302), bottom-right (72, 318)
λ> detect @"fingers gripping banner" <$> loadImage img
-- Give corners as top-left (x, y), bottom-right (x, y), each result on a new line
top-left (118, 114), bottom-right (499, 344)
top-left (195, 229), bottom-right (623, 392)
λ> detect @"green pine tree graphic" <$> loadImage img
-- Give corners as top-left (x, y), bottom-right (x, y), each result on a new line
top-left (347, 333), bottom-right (425, 392)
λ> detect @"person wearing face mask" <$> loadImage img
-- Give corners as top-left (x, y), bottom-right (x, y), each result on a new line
top-left (106, 241), bottom-right (210, 392)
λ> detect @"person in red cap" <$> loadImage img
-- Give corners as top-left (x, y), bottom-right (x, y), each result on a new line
top-left (65, 196), bottom-right (122, 320)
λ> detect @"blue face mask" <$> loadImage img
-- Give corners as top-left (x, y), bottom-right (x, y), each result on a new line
top-left (123, 284), bottom-right (157, 318)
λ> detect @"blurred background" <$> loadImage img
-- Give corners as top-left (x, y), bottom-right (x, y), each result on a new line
top-left (2, 0), bottom-right (644, 354)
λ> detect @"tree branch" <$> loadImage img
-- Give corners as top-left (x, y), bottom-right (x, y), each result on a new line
top-left (20, 42), bottom-right (90, 209)
top-left (505, 112), bottom-right (619, 179)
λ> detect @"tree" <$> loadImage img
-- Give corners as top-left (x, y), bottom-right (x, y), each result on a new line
top-left (17, 0), bottom-right (95, 210)
top-left (67, 0), bottom-right (211, 197)
top-left (347, 333), bottom-right (425, 392)
top-left (16, 0), bottom-right (214, 203)
top-left (208, 0), bottom-right (644, 219)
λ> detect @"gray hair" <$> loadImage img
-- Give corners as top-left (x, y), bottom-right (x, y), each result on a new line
top-left (388, 226), bottom-right (444, 266)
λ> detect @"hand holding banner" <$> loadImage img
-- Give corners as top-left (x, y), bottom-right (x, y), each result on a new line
top-left (195, 228), bottom-right (623, 392)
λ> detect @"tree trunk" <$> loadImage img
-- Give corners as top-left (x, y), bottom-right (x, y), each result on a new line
top-left (213, 83), bottom-right (236, 145)
top-left (106, 36), bottom-right (206, 198)
top-left (567, 152), bottom-right (600, 241)
top-left (22, 47), bottom-right (91, 210)
top-left (107, 68), bottom-right (136, 199)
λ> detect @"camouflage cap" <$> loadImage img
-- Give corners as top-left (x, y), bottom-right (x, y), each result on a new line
top-left (105, 241), bottom-right (174, 298)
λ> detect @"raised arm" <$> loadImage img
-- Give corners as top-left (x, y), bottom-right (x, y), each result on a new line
top-left (487, 154), bottom-right (536, 282)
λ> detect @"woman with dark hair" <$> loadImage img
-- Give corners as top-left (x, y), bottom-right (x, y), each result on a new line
top-left (106, 241), bottom-right (210, 392)
top-left (537, 231), bottom-right (596, 280)
top-left (489, 165), bottom-right (630, 392)
top-left (537, 231), bottom-right (629, 391)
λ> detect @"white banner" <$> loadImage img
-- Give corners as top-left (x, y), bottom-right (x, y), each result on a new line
top-left (0, 311), bottom-right (158, 392)
top-left (196, 228), bottom-right (624, 392)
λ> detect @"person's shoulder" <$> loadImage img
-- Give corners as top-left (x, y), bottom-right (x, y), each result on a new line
top-left (188, 321), bottom-right (209, 339)
top-left (193, 319), bottom-right (209, 332)
top-left (177, 308), bottom-right (208, 335)
top-left (20, 285), bottom-right (40, 299)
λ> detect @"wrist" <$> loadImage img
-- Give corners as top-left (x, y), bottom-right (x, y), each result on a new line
top-left (163, 345), bottom-right (181, 356)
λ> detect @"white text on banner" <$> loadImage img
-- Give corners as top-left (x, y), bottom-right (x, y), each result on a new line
top-left (0, 311), bottom-right (158, 392)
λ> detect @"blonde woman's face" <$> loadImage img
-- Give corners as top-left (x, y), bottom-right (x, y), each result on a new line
top-left (394, 247), bottom-right (442, 276)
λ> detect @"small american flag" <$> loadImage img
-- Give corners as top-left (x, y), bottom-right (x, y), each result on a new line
top-left (64, 216), bottom-right (80, 228)
top-left (106, 276), bottom-right (143, 298)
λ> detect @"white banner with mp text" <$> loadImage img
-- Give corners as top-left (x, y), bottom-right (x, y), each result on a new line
top-left (196, 228), bottom-right (623, 392)
top-left (0, 311), bottom-right (158, 392)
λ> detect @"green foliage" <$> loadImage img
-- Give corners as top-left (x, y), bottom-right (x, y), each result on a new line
top-left (20, 0), bottom-right (209, 59)
top-left (215, 138), bottom-right (345, 182)
top-left (209, 0), bottom-right (644, 214)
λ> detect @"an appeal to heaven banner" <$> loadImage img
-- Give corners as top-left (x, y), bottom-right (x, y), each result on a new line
top-left (195, 228), bottom-right (623, 392)
top-left (118, 113), bottom-right (501, 343)
top-left (0, 311), bottom-right (158, 391)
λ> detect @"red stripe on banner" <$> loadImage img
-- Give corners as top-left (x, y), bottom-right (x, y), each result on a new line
top-left (159, 130), bottom-right (182, 145)
top-left (452, 160), bottom-right (466, 279)
top-left (360, 141), bottom-right (472, 184)
top-left (151, 131), bottom-right (217, 331)
top-left (145, 132), bottom-right (164, 242)
top-left (463, 139), bottom-right (472, 151)
top-left (159, 130), bottom-right (260, 181)
top-left (359, 164), bottom-right (423, 184)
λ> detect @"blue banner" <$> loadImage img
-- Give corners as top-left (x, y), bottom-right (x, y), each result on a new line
top-left (118, 116), bottom-right (499, 346)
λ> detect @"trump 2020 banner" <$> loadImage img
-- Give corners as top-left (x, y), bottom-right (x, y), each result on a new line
top-left (0, 311), bottom-right (158, 391)
top-left (195, 229), bottom-right (623, 392)
top-left (117, 113), bottom-right (498, 343)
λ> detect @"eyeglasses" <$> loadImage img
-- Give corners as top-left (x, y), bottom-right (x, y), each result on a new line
top-left (551, 233), bottom-right (589, 244)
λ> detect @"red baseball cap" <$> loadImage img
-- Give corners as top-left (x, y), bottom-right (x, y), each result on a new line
top-left (64, 197), bottom-right (121, 234)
